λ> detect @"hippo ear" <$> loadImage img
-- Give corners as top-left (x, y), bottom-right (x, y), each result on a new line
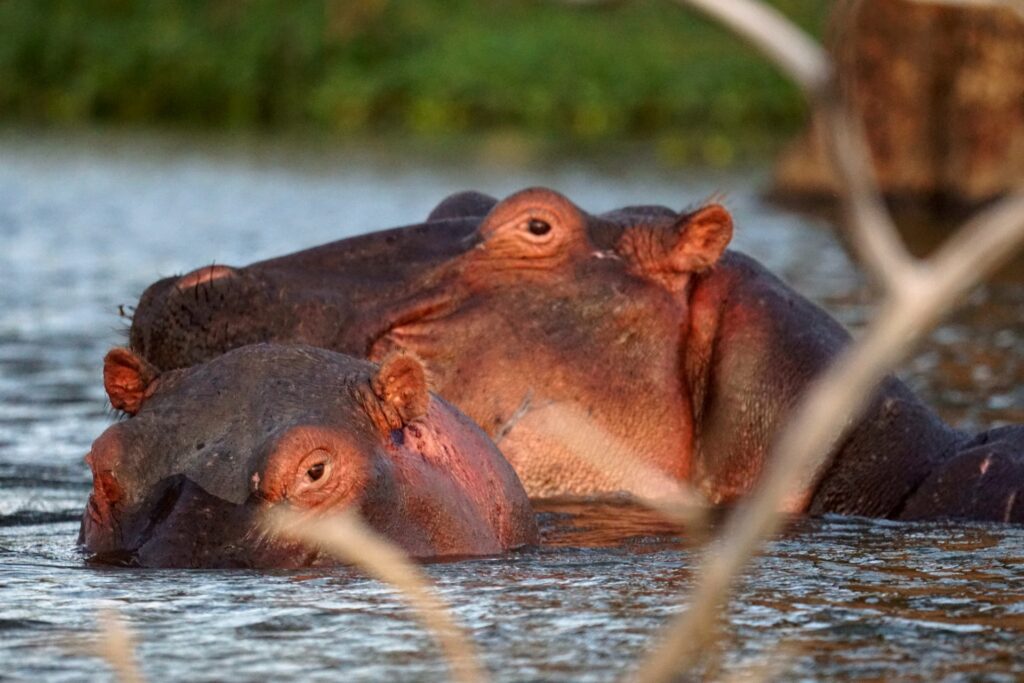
top-left (371, 353), bottom-right (429, 425)
top-left (426, 191), bottom-right (498, 221)
top-left (618, 203), bottom-right (733, 291)
top-left (104, 348), bottom-right (159, 415)
top-left (669, 204), bottom-right (733, 273)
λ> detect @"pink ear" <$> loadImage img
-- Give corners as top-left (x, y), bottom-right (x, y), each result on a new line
top-left (104, 348), bottom-right (159, 415)
top-left (670, 204), bottom-right (733, 272)
top-left (372, 353), bottom-right (429, 424)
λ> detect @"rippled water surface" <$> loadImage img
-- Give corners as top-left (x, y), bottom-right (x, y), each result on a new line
top-left (1, 131), bottom-right (1022, 681)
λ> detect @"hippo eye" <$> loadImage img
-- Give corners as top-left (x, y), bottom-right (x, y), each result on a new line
top-left (527, 219), bottom-right (551, 237)
top-left (306, 462), bottom-right (325, 482)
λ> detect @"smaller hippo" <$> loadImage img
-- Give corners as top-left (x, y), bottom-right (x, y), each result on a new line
top-left (80, 344), bottom-right (538, 567)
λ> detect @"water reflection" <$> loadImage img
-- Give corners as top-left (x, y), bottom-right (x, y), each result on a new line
top-left (536, 498), bottom-right (691, 550)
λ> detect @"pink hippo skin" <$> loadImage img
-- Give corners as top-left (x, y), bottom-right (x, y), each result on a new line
top-left (81, 344), bottom-right (538, 567)
top-left (126, 189), bottom-right (1024, 523)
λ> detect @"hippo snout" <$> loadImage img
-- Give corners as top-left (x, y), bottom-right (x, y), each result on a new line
top-left (83, 470), bottom-right (122, 532)
top-left (83, 473), bottom-right (299, 568)
top-left (129, 267), bottom-right (285, 371)
top-left (125, 476), bottom-right (291, 569)
top-left (79, 431), bottom-right (127, 549)
top-left (79, 426), bottom-right (267, 567)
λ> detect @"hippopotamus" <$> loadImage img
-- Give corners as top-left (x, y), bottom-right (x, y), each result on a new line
top-left (126, 188), bottom-right (1024, 522)
top-left (80, 343), bottom-right (538, 567)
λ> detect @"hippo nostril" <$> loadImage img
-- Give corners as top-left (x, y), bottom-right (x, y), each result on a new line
top-left (175, 265), bottom-right (237, 291)
top-left (86, 495), bottom-right (104, 524)
top-left (86, 470), bottom-right (124, 530)
top-left (96, 470), bottom-right (123, 505)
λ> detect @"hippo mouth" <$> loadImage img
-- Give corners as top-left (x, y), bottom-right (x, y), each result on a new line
top-left (363, 287), bottom-right (468, 359)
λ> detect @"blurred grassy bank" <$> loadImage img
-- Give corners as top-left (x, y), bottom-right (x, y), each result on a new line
top-left (0, 0), bottom-right (828, 163)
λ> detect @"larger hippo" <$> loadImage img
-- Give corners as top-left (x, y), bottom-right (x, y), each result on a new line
top-left (127, 188), bottom-right (1024, 522)
top-left (81, 343), bottom-right (538, 567)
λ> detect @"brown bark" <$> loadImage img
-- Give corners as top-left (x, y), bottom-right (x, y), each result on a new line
top-left (772, 1), bottom-right (1024, 205)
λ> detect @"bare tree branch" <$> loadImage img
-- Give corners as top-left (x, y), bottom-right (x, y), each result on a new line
top-left (636, 192), bottom-right (1024, 681)
top-left (629, 0), bottom-right (1024, 680)
top-left (669, 0), bottom-right (829, 94)
top-left (669, 0), bottom-right (918, 290)
top-left (819, 93), bottom-right (923, 292)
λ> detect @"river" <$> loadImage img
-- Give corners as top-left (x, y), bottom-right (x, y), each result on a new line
top-left (1, 130), bottom-right (1021, 681)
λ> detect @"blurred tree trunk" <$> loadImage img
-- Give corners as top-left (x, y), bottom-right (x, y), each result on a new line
top-left (772, 0), bottom-right (1024, 206)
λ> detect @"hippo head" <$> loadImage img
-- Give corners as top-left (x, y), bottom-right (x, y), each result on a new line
top-left (128, 194), bottom-right (497, 373)
top-left (129, 189), bottom-right (733, 497)
top-left (80, 343), bottom-right (523, 567)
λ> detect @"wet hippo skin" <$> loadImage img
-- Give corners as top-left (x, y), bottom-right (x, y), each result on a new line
top-left (81, 344), bottom-right (538, 567)
top-left (127, 188), bottom-right (1023, 523)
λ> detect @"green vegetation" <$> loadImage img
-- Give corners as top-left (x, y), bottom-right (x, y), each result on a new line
top-left (0, 0), bottom-right (828, 160)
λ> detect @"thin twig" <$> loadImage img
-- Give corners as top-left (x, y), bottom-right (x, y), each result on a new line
top-left (94, 609), bottom-right (144, 683)
top-left (527, 402), bottom-right (708, 531)
top-left (669, 0), bottom-right (829, 94)
top-left (493, 389), bottom-right (535, 445)
top-left (821, 0), bottom-right (921, 292)
top-left (264, 508), bottom-right (486, 683)
top-left (819, 90), bottom-right (922, 292)
top-left (670, 0), bottom-right (917, 290)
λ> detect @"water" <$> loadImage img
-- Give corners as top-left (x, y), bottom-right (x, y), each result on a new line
top-left (1, 130), bottom-right (1022, 681)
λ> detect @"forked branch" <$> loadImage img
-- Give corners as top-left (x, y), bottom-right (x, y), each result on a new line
top-left (634, 0), bottom-right (1024, 680)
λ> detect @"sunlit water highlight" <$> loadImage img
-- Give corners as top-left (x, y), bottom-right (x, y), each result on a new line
top-left (0, 131), bottom-right (1021, 681)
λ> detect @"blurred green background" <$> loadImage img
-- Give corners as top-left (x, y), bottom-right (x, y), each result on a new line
top-left (0, 0), bottom-right (828, 163)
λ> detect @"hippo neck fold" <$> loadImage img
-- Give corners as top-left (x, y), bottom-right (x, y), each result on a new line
top-left (685, 251), bottom-right (961, 513)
